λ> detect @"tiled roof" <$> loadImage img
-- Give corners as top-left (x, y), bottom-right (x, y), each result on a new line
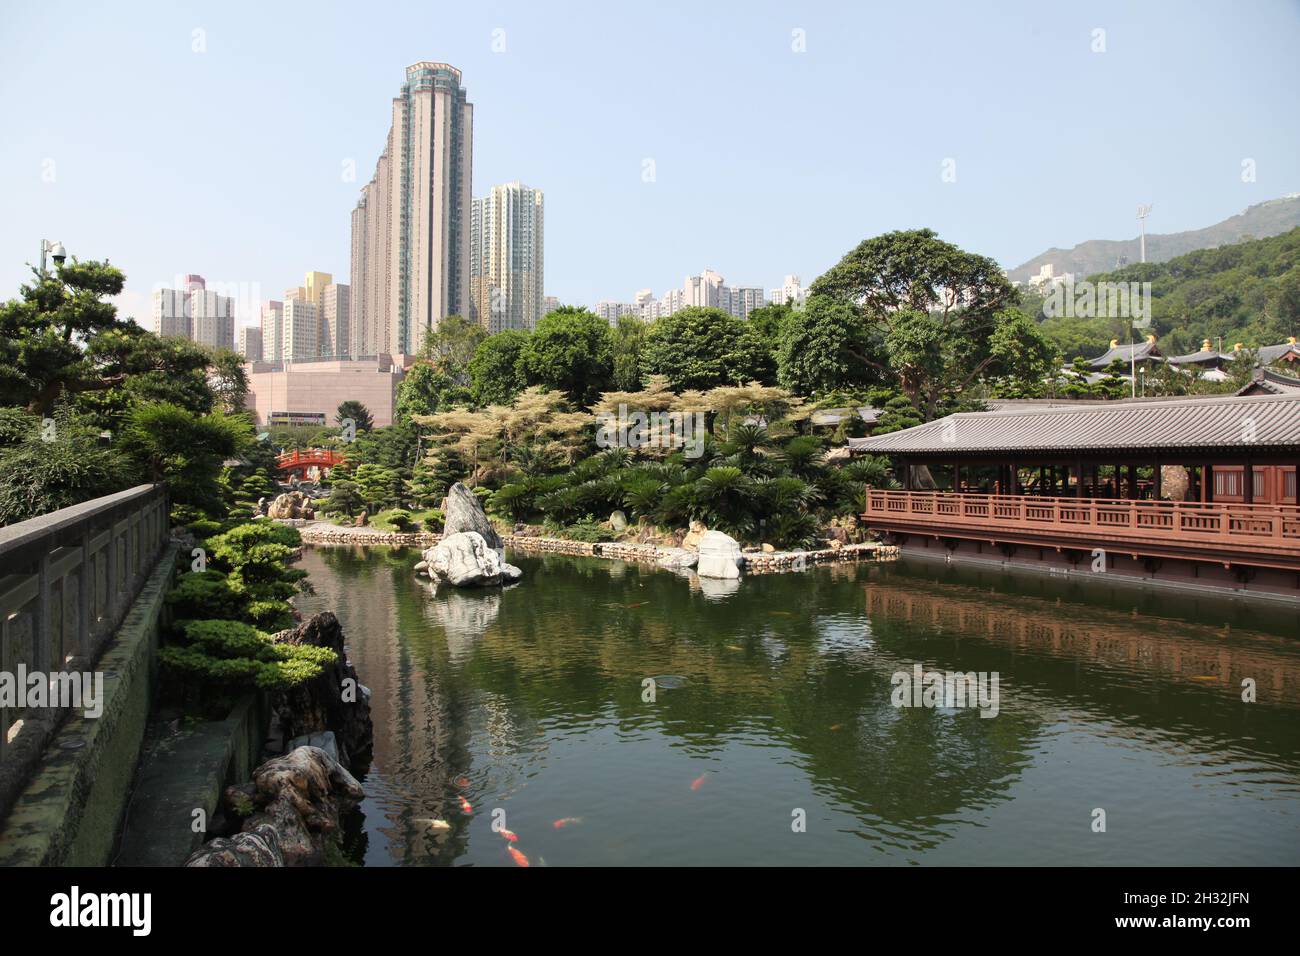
top-left (1237, 368), bottom-right (1300, 396)
top-left (1087, 340), bottom-right (1162, 368)
top-left (847, 393), bottom-right (1300, 455)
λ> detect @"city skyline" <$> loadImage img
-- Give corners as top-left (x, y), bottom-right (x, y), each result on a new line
top-left (2, 1), bottom-right (1298, 330)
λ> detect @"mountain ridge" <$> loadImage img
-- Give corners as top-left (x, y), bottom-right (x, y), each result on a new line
top-left (1007, 195), bottom-right (1300, 282)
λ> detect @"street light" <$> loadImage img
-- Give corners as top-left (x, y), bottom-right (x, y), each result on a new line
top-left (1136, 204), bottom-right (1153, 263)
top-left (39, 239), bottom-right (67, 277)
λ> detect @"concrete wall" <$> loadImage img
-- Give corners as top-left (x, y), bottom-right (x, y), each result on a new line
top-left (0, 545), bottom-right (179, 866)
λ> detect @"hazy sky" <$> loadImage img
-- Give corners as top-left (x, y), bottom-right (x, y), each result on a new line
top-left (2, 0), bottom-right (1297, 326)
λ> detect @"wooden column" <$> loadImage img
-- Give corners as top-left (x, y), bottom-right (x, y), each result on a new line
top-left (1244, 460), bottom-right (1254, 504)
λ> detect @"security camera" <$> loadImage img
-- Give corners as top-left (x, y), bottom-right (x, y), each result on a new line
top-left (50, 241), bottom-right (67, 265)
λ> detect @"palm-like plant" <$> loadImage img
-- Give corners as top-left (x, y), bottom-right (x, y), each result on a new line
top-left (781, 436), bottom-right (827, 478)
top-left (693, 465), bottom-right (757, 538)
top-left (622, 476), bottom-right (664, 520)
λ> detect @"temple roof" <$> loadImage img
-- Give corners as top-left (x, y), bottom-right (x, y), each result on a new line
top-left (847, 393), bottom-right (1300, 455)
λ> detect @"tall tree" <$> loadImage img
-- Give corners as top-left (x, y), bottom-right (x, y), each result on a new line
top-left (520, 306), bottom-right (613, 406)
top-left (809, 229), bottom-right (1019, 417)
top-left (641, 307), bottom-right (768, 391)
top-left (469, 328), bottom-right (530, 406)
top-left (336, 400), bottom-right (374, 433)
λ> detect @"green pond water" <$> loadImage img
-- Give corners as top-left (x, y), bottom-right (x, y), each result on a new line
top-left (294, 546), bottom-right (1300, 867)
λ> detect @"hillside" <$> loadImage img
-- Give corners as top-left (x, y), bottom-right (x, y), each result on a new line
top-left (1030, 227), bottom-right (1300, 362)
top-left (1008, 195), bottom-right (1300, 283)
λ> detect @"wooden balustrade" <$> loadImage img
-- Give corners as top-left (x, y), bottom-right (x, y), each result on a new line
top-left (864, 489), bottom-right (1300, 562)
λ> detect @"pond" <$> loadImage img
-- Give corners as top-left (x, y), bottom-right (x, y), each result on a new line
top-left (294, 547), bottom-right (1300, 867)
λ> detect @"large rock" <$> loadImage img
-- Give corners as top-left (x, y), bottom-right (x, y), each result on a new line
top-left (696, 530), bottom-right (743, 579)
top-left (609, 510), bottom-right (628, 532)
top-left (184, 824), bottom-right (284, 867)
top-left (682, 520), bottom-right (708, 553)
top-left (187, 746), bottom-right (363, 867)
top-left (443, 482), bottom-right (502, 550)
top-left (425, 531), bottom-right (522, 587)
top-left (267, 491), bottom-right (314, 520)
top-left (270, 612), bottom-right (373, 775)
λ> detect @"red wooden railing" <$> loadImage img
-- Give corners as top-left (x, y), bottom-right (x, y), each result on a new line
top-left (864, 490), bottom-right (1300, 559)
top-left (275, 448), bottom-right (345, 475)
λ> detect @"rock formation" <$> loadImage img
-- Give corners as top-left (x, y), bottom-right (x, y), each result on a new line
top-left (424, 531), bottom-right (522, 587)
top-left (270, 612), bottom-right (374, 776)
top-left (186, 746), bottom-right (364, 867)
top-left (682, 520), bottom-right (708, 552)
top-left (442, 482), bottom-right (502, 550)
top-left (696, 530), bottom-right (744, 579)
top-left (267, 491), bottom-right (315, 520)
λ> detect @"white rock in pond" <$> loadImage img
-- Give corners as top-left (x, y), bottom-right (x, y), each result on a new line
top-left (426, 531), bottom-right (522, 587)
top-left (696, 530), bottom-right (743, 579)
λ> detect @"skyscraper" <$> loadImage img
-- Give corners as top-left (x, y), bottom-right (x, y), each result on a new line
top-left (321, 283), bottom-right (351, 359)
top-left (284, 299), bottom-right (319, 361)
top-left (150, 274), bottom-right (234, 349)
top-left (470, 182), bottom-right (544, 333)
top-left (350, 62), bottom-right (473, 358)
top-left (260, 301), bottom-right (285, 362)
top-left (238, 325), bottom-right (263, 363)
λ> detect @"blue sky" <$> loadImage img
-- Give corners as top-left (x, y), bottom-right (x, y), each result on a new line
top-left (2, 0), bottom-right (1297, 326)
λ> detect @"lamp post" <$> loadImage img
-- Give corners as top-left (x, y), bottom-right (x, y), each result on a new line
top-left (1136, 204), bottom-right (1153, 263)
top-left (38, 239), bottom-right (67, 278)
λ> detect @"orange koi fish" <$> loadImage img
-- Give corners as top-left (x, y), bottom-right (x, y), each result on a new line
top-left (690, 774), bottom-right (707, 791)
top-left (508, 846), bottom-right (530, 867)
top-left (553, 817), bottom-right (582, 829)
top-left (459, 796), bottom-right (473, 814)
top-left (499, 828), bottom-right (519, 843)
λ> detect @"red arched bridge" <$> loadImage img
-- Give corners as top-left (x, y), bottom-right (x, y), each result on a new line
top-left (276, 448), bottom-right (346, 480)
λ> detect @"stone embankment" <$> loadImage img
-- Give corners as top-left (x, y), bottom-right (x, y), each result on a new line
top-left (296, 521), bottom-right (899, 572)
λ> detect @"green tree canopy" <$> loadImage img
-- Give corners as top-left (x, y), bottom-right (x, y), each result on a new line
top-left (470, 328), bottom-right (530, 406)
top-left (809, 229), bottom-right (1019, 417)
top-left (520, 306), bottom-right (613, 406)
top-left (641, 307), bottom-right (768, 391)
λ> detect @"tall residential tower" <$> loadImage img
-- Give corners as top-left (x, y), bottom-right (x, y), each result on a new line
top-left (470, 182), bottom-right (545, 333)
top-left (350, 62), bottom-right (473, 358)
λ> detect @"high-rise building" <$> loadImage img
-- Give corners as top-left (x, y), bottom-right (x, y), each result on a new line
top-left (350, 62), bottom-right (473, 358)
top-left (321, 283), bottom-right (351, 358)
top-left (260, 301), bottom-right (285, 362)
top-left (769, 274), bottom-right (808, 307)
top-left (239, 325), bottom-right (263, 362)
top-left (191, 288), bottom-right (236, 351)
top-left (723, 285), bottom-right (766, 321)
top-left (543, 296), bottom-right (560, 317)
top-left (151, 275), bottom-right (235, 349)
top-left (284, 299), bottom-right (319, 360)
top-left (470, 181), bottom-right (544, 333)
top-left (152, 288), bottom-right (191, 339)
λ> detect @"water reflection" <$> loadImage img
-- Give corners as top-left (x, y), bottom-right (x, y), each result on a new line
top-left (301, 546), bottom-right (1300, 867)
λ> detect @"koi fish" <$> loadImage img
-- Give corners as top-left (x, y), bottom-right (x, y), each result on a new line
top-left (459, 796), bottom-right (473, 814)
top-left (725, 645), bottom-right (744, 651)
top-left (829, 724), bottom-right (843, 732)
top-left (625, 601), bottom-right (648, 608)
top-left (770, 611), bottom-right (792, 616)
top-left (499, 828), bottom-right (519, 843)
top-left (1189, 675), bottom-right (1219, 681)
top-left (690, 774), bottom-right (707, 791)
top-left (553, 817), bottom-right (582, 829)
top-left (508, 845), bottom-right (530, 867)
top-left (415, 818), bottom-right (451, 832)
top-left (454, 775), bottom-right (471, 789)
